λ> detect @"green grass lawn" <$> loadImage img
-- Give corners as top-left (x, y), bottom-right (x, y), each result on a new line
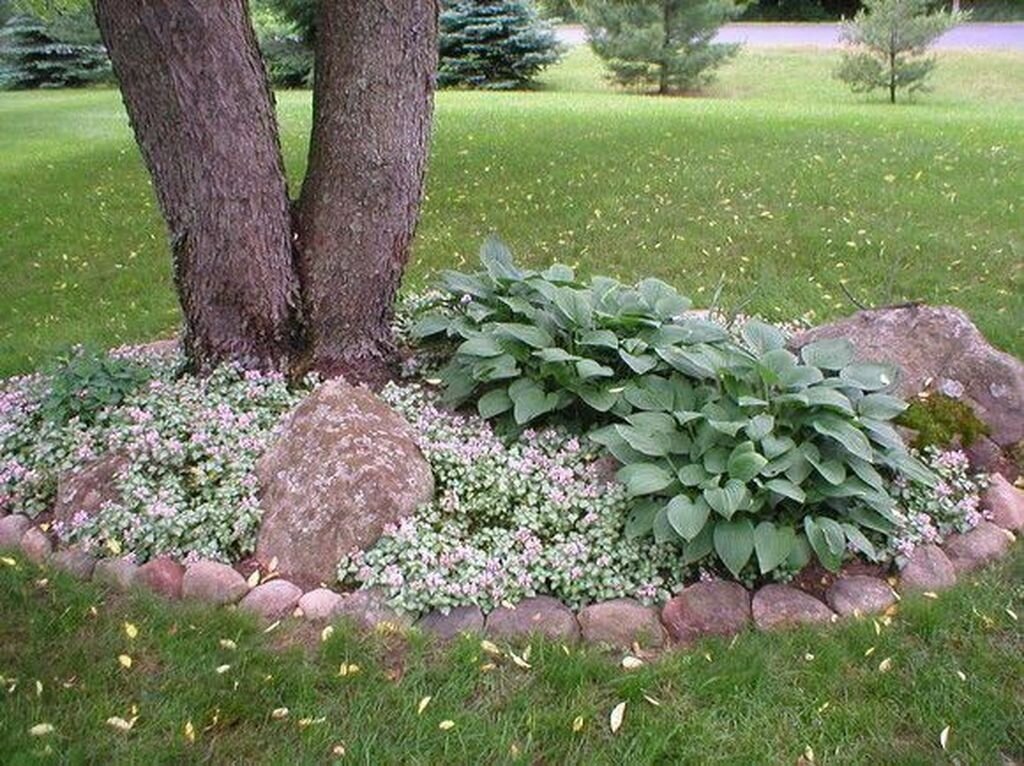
top-left (1, 46), bottom-right (1021, 376)
top-left (0, 549), bottom-right (1021, 764)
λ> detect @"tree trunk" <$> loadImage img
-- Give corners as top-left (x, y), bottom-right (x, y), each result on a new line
top-left (296, 0), bottom-right (439, 386)
top-left (93, 0), bottom-right (299, 373)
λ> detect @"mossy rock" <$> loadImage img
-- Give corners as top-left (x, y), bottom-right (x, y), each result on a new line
top-left (897, 394), bottom-right (989, 450)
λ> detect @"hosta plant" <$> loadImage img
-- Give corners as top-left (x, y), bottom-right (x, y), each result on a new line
top-left (413, 241), bottom-right (935, 579)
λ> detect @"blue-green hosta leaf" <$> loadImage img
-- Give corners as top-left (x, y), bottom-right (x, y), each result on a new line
top-left (841, 523), bottom-right (878, 560)
top-left (495, 323), bottom-right (553, 349)
top-left (621, 376), bottom-right (674, 411)
top-left (674, 410), bottom-right (704, 427)
top-left (754, 521), bottom-right (795, 574)
top-left (540, 263), bottom-right (575, 283)
top-left (652, 505), bottom-right (678, 544)
top-left (745, 413), bottom-right (775, 441)
top-left (508, 379), bottom-right (559, 424)
top-left (857, 393), bottom-right (908, 420)
top-left (479, 236), bottom-right (521, 281)
top-left (617, 462), bottom-right (674, 497)
top-left (575, 359), bottom-right (614, 380)
top-left (553, 287), bottom-right (594, 328)
top-left (778, 365), bottom-right (825, 389)
top-left (847, 455), bottom-right (885, 490)
top-left (708, 419), bottom-right (747, 437)
top-left (614, 424), bottom-right (673, 457)
top-left (579, 329), bottom-right (618, 349)
top-left (578, 384), bottom-right (619, 412)
top-left (742, 320), bottom-right (786, 354)
top-left (880, 448), bottom-right (937, 487)
top-left (666, 494), bottom-right (711, 541)
top-left (589, 426), bottom-right (644, 464)
top-left (704, 478), bottom-right (751, 519)
top-left (619, 349), bottom-right (658, 375)
top-left (846, 505), bottom-right (896, 534)
top-left (817, 517), bottom-right (847, 555)
top-left (457, 335), bottom-right (504, 358)
top-left (624, 499), bottom-right (659, 540)
top-left (471, 354), bottom-right (520, 382)
top-left (497, 295), bottom-right (538, 319)
top-left (683, 522), bottom-right (715, 565)
top-left (860, 417), bottom-right (905, 450)
top-left (465, 302), bottom-right (496, 323)
top-left (656, 346), bottom-right (718, 379)
top-left (811, 415), bottom-right (874, 462)
top-left (625, 411), bottom-right (677, 433)
top-left (800, 338), bottom-right (856, 370)
top-left (803, 386), bottom-right (855, 415)
top-left (738, 395), bottom-right (769, 407)
top-left (760, 348), bottom-right (798, 376)
top-left (533, 348), bottom-right (579, 363)
top-left (764, 478), bottom-right (806, 503)
top-left (677, 463), bottom-right (709, 487)
top-left (410, 313), bottom-right (450, 338)
top-left (804, 517), bottom-right (844, 571)
top-left (441, 270), bottom-right (491, 298)
top-left (477, 388), bottom-right (512, 419)
top-left (702, 447), bottom-right (729, 474)
top-left (761, 433), bottom-right (795, 459)
top-left (714, 517), bottom-right (755, 578)
top-left (673, 318), bottom-right (730, 344)
top-left (727, 444), bottom-right (768, 482)
top-left (839, 362), bottom-right (899, 391)
top-left (787, 534), bottom-right (813, 570)
top-left (638, 277), bottom-right (691, 316)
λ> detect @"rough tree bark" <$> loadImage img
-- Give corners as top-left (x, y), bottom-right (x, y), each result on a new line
top-left (296, 0), bottom-right (439, 386)
top-left (92, 0), bottom-right (299, 373)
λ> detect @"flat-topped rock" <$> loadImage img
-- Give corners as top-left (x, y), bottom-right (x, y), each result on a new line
top-left (0, 514), bottom-right (32, 549)
top-left (332, 589), bottom-right (411, 632)
top-left (486, 596), bottom-right (580, 642)
top-left (182, 560), bottom-right (249, 605)
top-left (51, 547), bottom-right (97, 580)
top-left (984, 473), bottom-right (1024, 532)
top-left (136, 557), bottom-right (184, 599)
top-left (255, 380), bottom-right (434, 587)
top-left (93, 558), bottom-right (139, 590)
top-left (416, 605), bottom-right (485, 640)
top-left (52, 453), bottom-right (127, 529)
top-left (577, 598), bottom-right (665, 649)
top-left (752, 584), bottom-right (835, 631)
top-left (239, 579), bottom-right (302, 620)
top-left (898, 544), bottom-right (956, 593)
top-left (19, 527), bottom-right (52, 564)
top-left (825, 575), bottom-right (896, 617)
top-left (298, 588), bottom-right (344, 621)
top-left (943, 522), bottom-right (1014, 573)
top-left (661, 581), bottom-right (751, 645)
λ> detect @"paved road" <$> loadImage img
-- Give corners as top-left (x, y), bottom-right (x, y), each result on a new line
top-left (557, 22), bottom-right (1024, 50)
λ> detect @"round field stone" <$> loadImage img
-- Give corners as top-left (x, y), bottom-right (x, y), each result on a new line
top-left (0, 514), bottom-right (32, 549)
top-left (298, 588), bottom-right (344, 621)
top-left (239, 579), bottom-right (302, 621)
top-left (577, 598), bottom-right (665, 649)
top-left (661, 581), bottom-right (751, 645)
top-left (984, 473), bottom-right (1024, 532)
top-left (51, 547), bottom-right (97, 580)
top-left (93, 558), bottom-right (139, 590)
top-left (182, 560), bottom-right (249, 605)
top-left (20, 527), bottom-right (52, 564)
top-left (752, 584), bottom-right (835, 631)
top-left (416, 605), bottom-right (485, 640)
top-left (825, 575), bottom-right (896, 617)
top-left (899, 544), bottom-right (957, 593)
top-left (943, 522), bottom-right (1014, 573)
top-left (485, 596), bottom-right (580, 643)
top-left (136, 557), bottom-right (185, 599)
top-left (332, 589), bottom-right (412, 632)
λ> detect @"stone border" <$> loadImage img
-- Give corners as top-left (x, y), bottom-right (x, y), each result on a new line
top-left (1, 474), bottom-right (1020, 653)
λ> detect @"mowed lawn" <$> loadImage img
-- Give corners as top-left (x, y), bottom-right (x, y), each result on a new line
top-left (1, 46), bottom-right (1022, 376)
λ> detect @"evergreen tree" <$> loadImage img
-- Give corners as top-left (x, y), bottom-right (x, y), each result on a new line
top-left (0, 13), bottom-right (110, 89)
top-left (581, 0), bottom-right (743, 95)
top-left (439, 0), bottom-right (562, 90)
top-left (835, 0), bottom-right (962, 103)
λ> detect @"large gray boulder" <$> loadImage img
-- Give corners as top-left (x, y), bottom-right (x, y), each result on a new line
top-left (790, 305), bottom-right (1024, 448)
top-left (255, 380), bottom-right (434, 587)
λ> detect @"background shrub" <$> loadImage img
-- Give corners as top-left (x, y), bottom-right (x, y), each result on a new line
top-left (439, 0), bottom-right (562, 89)
top-left (0, 12), bottom-right (111, 90)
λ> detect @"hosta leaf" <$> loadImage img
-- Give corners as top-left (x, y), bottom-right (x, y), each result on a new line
top-left (800, 338), bottom-right (855, 370)
top-left (804, 517), bottom-right (843, 571)
top-left (860, 417), bottom-right (905, 450)
top-left (742, 320), bottom-right (786, 354)
top-left (479, 236), bottom-right (522, 281)
top-left (554, 287), bottom-right (594, 328)
top-left (702, 447), bottom-right (730, 474)
top-left (652, 505), bottom-right (677, 544)
top-left (533, 348), bottom-right (579, 363)
top-left (803, 387), bottom-right (855, 415)
top-left (540, 263), bottom-right (575, 282)
top-left (778, 365), bottom-right (825, 389)
top-left (761, 433), bottom-right (795, 459)
top-left (704, 478), bottom-right (750, 519)
top-left (625, 411), bottom-right (677, 432)
top-left (578, 384), bottom-right (618, 412)
top-left (683, 521), bottom-right (714, 564)
top-left (745, 413), bottom-right (775, 441)
top-left (617, 463), bottom-right (674, 497)
top-left (727, 445), bottom-right (768, 482)
top-left (846, 505), bottom-right (896, 534)
top-left (841, 523), bottom-right (877, 560)
top-left (614, 424), bottom-right (672, 457)
top-left (496, 323), bottom-right (553, 349)
top-left (787, 534), bottom-right (813, 570)
top-left (708, 419), bottom-right (747, 437)
top-left (619, 350), bottom-right (658, 374)
top-left (677, 463), bottom-right (709, 487)
top-left (811, 415), bottom-right (874, 462)
top-left (625, 499), bottom-right (659, 540)
top-left (840, 362), bottom-right (899, 391)
top-left (471, 354), bottom-right (520, 382)
top-left (673, 318), bottom-right (730, 344)
top-left (441, 270), bottom-right (491, 298)
top-left (765, 478), bottom-right (806, 503)
top-left (817, 516), bottom-right (847, 555)
top-left (508, 379), bottom-right (558, 424)
top-left (458, 335), bottom-right (504, 358)
top-left (857, 393), bottom-right (908, 420)
top-left (656, 346), bottom-right (717, 379)
top-left (760, 348), bottom-right (798, 376)
top-left (575, 359), bottom-right (615, 380)
top-left (477, 388), bottom-right (512, 419)
top-left (624, 377), bottom-right (676, 411)
top-left (579, 329), bottom-right (618, 349)
top-left (410, 313), bottom-right (450, 338)
top-left (880, 448), bottom-right (937, 487)
top-left (714, 517), bottom-right (755, 578)
top-left (666, 495), bottom-right (711, 541)
top-left (754, 521), bottom-right (795, 574)
top-left (847, 455), bottom-right (885, 490)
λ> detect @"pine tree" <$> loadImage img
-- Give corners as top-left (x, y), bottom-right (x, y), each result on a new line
top-left (835, 0), bottom-right (963, 103)
top-left (0, 14), bottom-right (110, 90)
top-left (439, 0), bottom-right (562, 90)
top-left (581, 0), bottom-right (743, 95)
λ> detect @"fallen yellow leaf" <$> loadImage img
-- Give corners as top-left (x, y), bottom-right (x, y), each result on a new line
top-left (438, 720), bottom-right (455, 731)
top-left (940, 725), bottom-right (951, 751)
top-left (106, 716), bottom-right (136, 733)
top-left (118, 655), bottom-right (133, 669)
top-left (271, 708), bottom-right (289, 720)
top-left (878, 657), bottom-right (893, 673)
top-left (124, 622), bottom-right (139, 640)
top-left (219, 639), bottom-right (237, 651)
top-left (184, 720), bottom-right (195, 743)
top-left (479, 640), bottom-right (501, 656)
top-left (417, 696), bottom-right (432, 715)
top-left (572, 715), bottom-right (584, 732)
top-left (621, 656), bottom-right (644, 670)
top-left (29, 723), bottom-right (54, 737)
top-left (609, 702), bottom-right (626, 734)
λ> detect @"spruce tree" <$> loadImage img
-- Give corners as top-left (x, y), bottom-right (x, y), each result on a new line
top-left (439, 0), bottom-right (562, 90)
top-left (0, 14), bottom-right (109, 89)
top-left (835, 0), bottom-right (962, 103)
top-left (581, 0), bottom-right (743, 95)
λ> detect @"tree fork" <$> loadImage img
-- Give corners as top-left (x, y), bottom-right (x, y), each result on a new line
top-left (93, 0), bottom-right (300, 373)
